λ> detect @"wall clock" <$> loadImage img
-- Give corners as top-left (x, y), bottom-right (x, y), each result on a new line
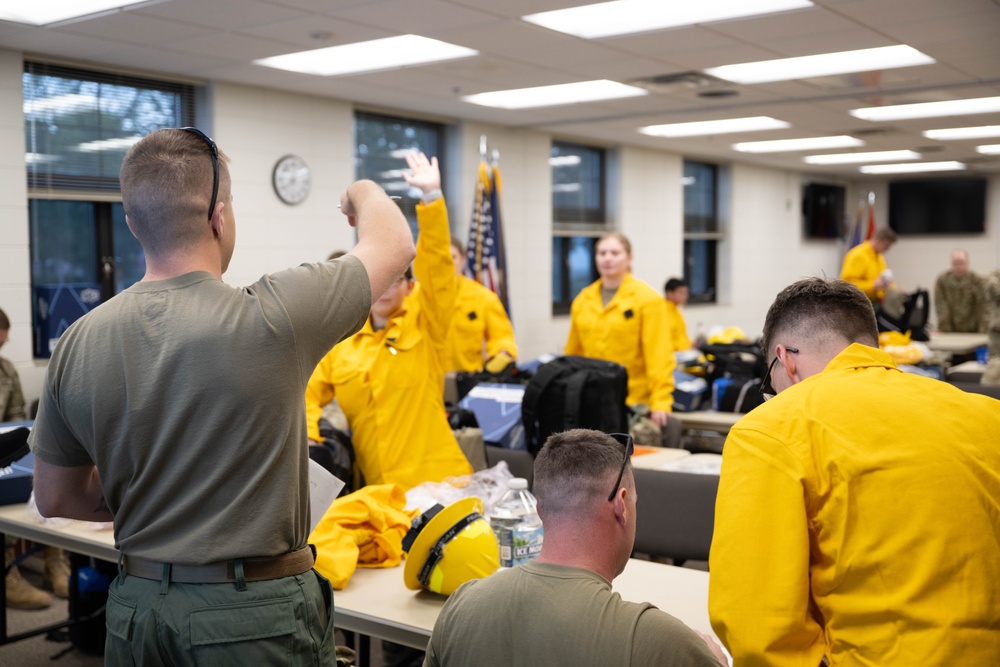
top-left (272, 154), bottom-right (310, 205)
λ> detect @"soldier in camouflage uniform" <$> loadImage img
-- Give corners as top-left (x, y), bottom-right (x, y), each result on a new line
top-left (983, 269), bottom-right (1000, 386)
top-left (934, 249), bottom-right (987, 333)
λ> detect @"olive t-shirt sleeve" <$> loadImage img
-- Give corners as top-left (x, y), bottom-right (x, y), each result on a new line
top-left (631, 608), bottom-right (723, 666)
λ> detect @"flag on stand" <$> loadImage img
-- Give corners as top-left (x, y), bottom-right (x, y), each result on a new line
top-left (465, 158), bottom-right (510, 314)
top-left (847, 191), bottom-right (876, 249)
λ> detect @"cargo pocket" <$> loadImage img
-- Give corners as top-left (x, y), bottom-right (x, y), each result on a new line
top-left (105, 591), bottom-right (136, 665)
top-left (190, 599), bottom-right (296, 666)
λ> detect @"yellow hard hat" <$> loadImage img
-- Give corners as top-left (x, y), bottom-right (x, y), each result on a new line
top-left (402, 497), bottom-right (499, 596)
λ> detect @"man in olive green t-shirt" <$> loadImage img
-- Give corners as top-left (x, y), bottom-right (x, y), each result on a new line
top-left (424, 429), bottom-right (725, 667)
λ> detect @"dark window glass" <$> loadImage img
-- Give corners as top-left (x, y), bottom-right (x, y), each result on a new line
top-left (683, 160), bottom-right (720, 304)
top-left (684, 239), bottom-right (717, 305)
top-left (552, 142), bottom-right (605, 224)
top-left (683, 161), bottom-right (718, 234)
top-left (552, 236), bottom-right (599, 315)
top-left (23, 62), bottom-right (194, 192)
top-left (354, 112), bottom-right (446, 240)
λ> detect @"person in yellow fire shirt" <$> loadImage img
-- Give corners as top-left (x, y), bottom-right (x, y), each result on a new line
top-left (444, 237), bottom-right (518, 373)
top-left (305, 153), bottom-right (471, 490)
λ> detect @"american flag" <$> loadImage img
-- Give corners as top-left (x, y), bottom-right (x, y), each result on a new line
top-left (465, 160), bottom-right (510, 314)
top-left (847, 191), bottom-right (876, 249)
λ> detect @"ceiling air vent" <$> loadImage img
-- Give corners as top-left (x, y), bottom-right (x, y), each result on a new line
top-left (627, 72), bottom-right (738, 99)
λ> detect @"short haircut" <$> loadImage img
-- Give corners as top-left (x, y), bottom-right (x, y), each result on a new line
top-left (119, 129), bottom-right (231, 257)
top-left (533, 429), bottom-right (631, 518)
top-left (450, 237), bottom-right (465, 256)
top-left (0, 307), bottom-right (9, 331)
top-left (664, 277), bottom-right (687, 293)
top-left (873, 227), bottom-right (898, 244)
top-left (596, 232), bottom-right (632, 256)
top-left (760, 277), bottom-right (879, 359)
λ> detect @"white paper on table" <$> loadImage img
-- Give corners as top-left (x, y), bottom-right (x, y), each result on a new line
top-left (308, 458), bottom-right (346, 532)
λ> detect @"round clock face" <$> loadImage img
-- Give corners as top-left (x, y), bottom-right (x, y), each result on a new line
top-left (272, 155), bottom-right (310, 205)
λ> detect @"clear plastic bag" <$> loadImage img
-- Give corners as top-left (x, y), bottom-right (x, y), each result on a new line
top-left (405, 461), bottom-right (515, 518)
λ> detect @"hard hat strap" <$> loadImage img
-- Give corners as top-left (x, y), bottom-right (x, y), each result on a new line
top-left (417, 512), bottom-right (484, 587)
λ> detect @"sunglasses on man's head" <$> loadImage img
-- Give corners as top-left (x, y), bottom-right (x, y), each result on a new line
top-left (607, 432), bottom-right (635, 502)
top-left (178, 127), bottom-right (219, 221)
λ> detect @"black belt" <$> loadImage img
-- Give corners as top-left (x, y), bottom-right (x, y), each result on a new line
top-left (123, 546), bottom-right (315, 584)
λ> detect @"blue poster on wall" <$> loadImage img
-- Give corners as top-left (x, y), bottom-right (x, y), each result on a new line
top-left (32, 283), bottom-right (102, 358)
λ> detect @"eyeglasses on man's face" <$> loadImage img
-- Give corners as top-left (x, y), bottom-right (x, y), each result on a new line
top-left (178, 127), bottom-right (219, 221)
top-left (760, 347), bottom-right (799, 400)
top-left (607, 432), bottom-right (634, 502)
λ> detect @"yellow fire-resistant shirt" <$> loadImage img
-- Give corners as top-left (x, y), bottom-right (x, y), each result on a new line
top-left (840, 240), bottom-right (888, 302)
top-left (565, 273), bottom-right (676, 412)
top-left (665, 300), bottom-right (692, 352)
top-left (709, 343), bottom-right (1000, 667)
top-left (305, 198), bottom-right (473, 490)
top-left (443, 275), bottom-right (517, 373)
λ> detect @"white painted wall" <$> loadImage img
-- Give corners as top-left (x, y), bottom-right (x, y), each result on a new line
top-left (2, 48), bottom-right (999, 407)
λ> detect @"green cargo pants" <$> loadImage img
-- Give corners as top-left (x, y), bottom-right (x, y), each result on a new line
top-left (105, 566), bottom-right (336, 666)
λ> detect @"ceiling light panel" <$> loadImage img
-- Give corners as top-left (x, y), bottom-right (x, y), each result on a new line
top-left (923, 125), bottom-right (1000, 140)
top-left (463, 80), bottom-right (648, 110)
top-left (522, 0), bottom-right (813, 40)
top-left (640, 116), bottom-right (790, 138)
top-left (705, 45), bottom-right (934, 85)
top-left (859, 161), bottom-right (965, 174)
top-left (733, 135), bottom-right (864, 153)
top-left (850, 96), bottom-right (1000, 122)
top-left (0, 1), bottom-right (148, 25)
top-left (976, 145), bottom-right (1000, 155)
top-left (804, 150), bottom-right (920, 164)
top-left (254, 35), bottom-right (478, 77)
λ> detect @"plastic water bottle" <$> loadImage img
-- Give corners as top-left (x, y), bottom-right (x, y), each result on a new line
top-left (490, 478), bottom-right (543, 569)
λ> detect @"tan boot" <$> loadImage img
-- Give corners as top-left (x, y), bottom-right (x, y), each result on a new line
top-left (44, 546), bottom-right (71, 599)
top-left (5, 546), bottom-right (52, 610)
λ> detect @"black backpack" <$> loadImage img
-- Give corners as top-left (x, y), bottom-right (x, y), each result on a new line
top-left (700, 343), bottom-right (768, 413)
top-left (521, 356), bottom-right (629, 455)
top-left (308, 418), bottom-right (355, 497)
top-left (877, 288), bottom-right (930, 341)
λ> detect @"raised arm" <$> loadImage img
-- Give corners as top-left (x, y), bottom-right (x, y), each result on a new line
top-left (344, 180), bottom-right (416, 304)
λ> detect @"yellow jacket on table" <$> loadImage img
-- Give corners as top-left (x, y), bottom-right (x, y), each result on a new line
top-left (565, 273), bottom-right (676, 413)
top-left (709, 344), bottom-right (1000, 666)
top-left (664, 300), bottom-right (692, 352)
top-left (840, 240), bottom-right (887, 301)
top-left (444, 276), bottom-right (517, 372)
top-left (305, 197), bottom-right (473, 490)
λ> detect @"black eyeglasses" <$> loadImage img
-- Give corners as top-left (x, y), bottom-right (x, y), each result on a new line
top-left (179, 127), bottom-right (219, 220)
top-left (760, 347), bottom-right (799, 400)
top-left (607, 432), bottom-right (634, 502)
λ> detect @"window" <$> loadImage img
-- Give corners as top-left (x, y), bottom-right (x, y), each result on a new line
top-left (683, 160), bottom-right (724, 304)
top-left (354, 112), bottom-right (446, 239)
top-left (24, 62), bottom-right (196, 357)
top-left (552, 141), bottom-right (608, 314)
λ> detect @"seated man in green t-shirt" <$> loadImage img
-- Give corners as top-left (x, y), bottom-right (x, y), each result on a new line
top-left (423, 429), bottom-right (725, 667)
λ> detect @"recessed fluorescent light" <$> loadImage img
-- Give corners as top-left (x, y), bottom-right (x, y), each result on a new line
top-left (804, 150), bottom-right (920, 164)
top-left (523, 0), bottom-right (813, 40)
top-left (640, 116), bottom-right (789, 138)
top-left (0, 1), bottom-right (148, 26)
top-left (923, 125), bottom-right (1000, 140)
top-left (462, 80), bottom-right (647, 110)
top-left (860, 161), bottom-right (965, 174)
top-left (705, 45), bottom-right (934, 84)
top-left (976, 144), bottom-right (1000, 155)
top-left (254, 35), bottom-right (478, 77)
top-left (733, 135), bottom-right (863, 153)
top-left (850, 96), bottom-right (1000, 121)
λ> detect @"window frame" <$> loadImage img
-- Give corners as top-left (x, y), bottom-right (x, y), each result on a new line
top-left (682, 159), bottom-right (725, 305)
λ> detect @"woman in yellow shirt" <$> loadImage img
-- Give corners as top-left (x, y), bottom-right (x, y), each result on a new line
top-left (565, 233), bottom-right (681, 447)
